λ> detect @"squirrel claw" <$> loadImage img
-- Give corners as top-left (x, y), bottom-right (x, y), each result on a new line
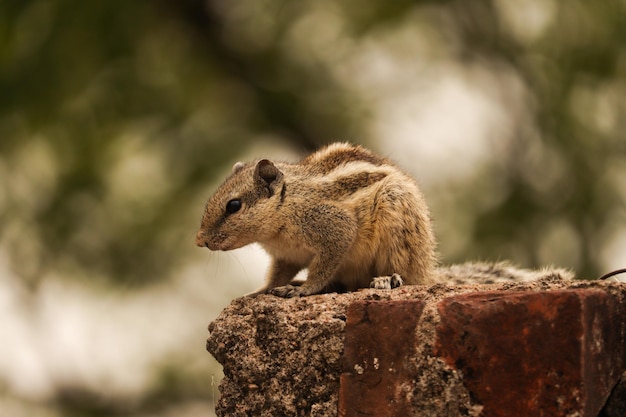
top-left (370, 273), bottom-right (404, 289)
top-left (269, 284), bottom-right (299, 298)
top-left (270, 285), bottom-right (311, 298)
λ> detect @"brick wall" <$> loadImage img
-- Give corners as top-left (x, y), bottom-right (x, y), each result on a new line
top-left (207, 276), bottom-right (626, 416)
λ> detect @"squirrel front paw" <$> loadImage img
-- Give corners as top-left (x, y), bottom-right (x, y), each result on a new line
top-left (269, 284), bottom-right (312, 298)
top-left (370, 273), bottom-right (404, 289)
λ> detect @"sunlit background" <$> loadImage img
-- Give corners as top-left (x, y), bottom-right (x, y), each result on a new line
top-left (1, 0), bottom-right (625, 415)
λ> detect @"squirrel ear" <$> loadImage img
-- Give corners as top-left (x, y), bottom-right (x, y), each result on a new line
top-left (232, 161), bottom-right (246, 174)
top-left (254, 159), bottom-right (283, 192)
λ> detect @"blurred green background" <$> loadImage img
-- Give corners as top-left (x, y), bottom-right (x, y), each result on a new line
top-left (1, 0), bottom-right (625, 415)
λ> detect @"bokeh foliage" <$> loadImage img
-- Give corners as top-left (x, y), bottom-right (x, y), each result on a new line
top-left (1, 0), bottom-right (625, 415)
top-left (446, 0), bottom-right (626, 277)
top-left (1, 0), bottom-right (625, 288)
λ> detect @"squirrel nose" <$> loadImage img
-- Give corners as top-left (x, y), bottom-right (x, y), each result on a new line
top-left (195, 230), bottom-right (208, 248)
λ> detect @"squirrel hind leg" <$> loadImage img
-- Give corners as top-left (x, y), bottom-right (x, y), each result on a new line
top-left (370, 273), bottom-right (404, 289)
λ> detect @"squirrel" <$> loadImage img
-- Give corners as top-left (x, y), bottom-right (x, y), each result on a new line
top-left (195, 142), bottom-right (438, 297)
top-left (195, 142), bottom-right (574, 297)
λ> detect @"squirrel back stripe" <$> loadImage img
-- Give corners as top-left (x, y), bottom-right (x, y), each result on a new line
top-left (301, 142), bottom-right (389, 174)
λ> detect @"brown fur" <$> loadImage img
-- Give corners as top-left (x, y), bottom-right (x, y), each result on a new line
top-left (196, 142), bottom-right (437, 297)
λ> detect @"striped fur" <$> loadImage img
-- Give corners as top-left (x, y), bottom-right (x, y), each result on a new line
top-left (196, 143), bottom-right (437, 297)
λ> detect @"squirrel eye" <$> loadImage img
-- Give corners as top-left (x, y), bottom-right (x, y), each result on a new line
top-left (225, 199), bottom-right (242, 214)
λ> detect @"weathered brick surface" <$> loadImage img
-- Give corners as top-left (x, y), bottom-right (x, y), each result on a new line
top-left (600, 371), bottom-right (626, 416)
top-left (208, 275), bottom-right (626, 417)
top-left (435, 289), bottom-right (626, 417)
top-left (339, 300), bottom-right (425, 417)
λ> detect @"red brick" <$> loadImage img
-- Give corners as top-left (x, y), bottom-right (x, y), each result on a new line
top-left (600, 371), bottom-right (626, 416)
top-left (339, 300), bottom-right (425, 417)
top-left (435, 289), bottom-right (625, 417)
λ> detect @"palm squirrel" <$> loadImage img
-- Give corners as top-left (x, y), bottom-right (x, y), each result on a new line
top-left (195, 142), bottom-right (437, 297)
top-left (195, 143), bottom-right (572, 297)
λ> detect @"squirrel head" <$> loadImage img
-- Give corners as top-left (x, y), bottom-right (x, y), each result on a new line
top-left (196, 159), bottom-right (285, 251)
